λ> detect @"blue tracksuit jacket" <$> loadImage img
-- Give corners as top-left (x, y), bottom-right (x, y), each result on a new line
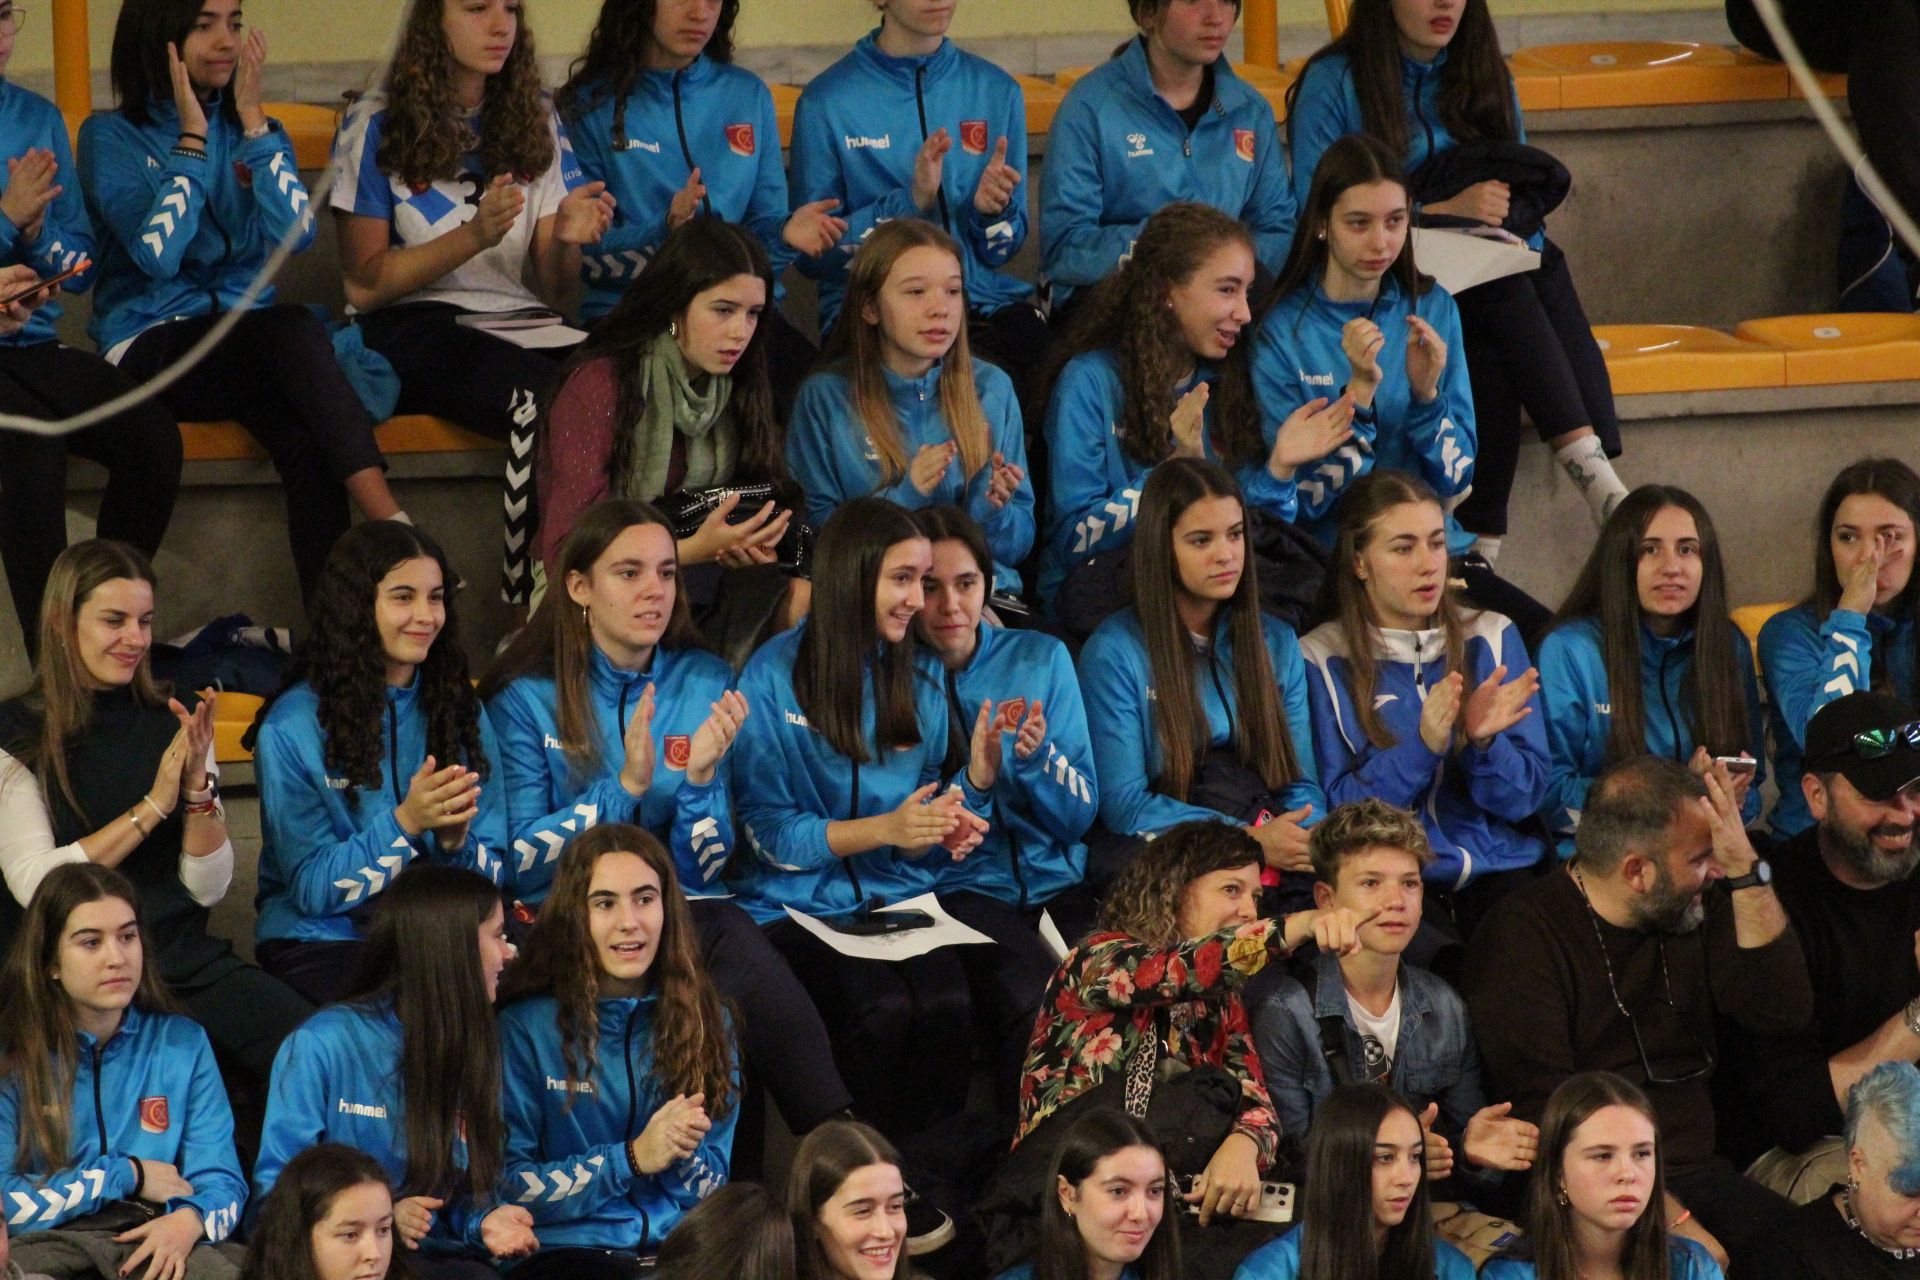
top-left (1252, 276), bottom-right (1476, 553)
top-left (1233, 1226), bottom-right (1476, 1280)
top-left (256, 1000), bottom-right (494, 1251)
top-left (485, 646), bottom-right (736, 905)
top-left (0, 79), bottom-right (95, 346)
top-left (563, 58), bottom-right (792, 322)
top-left (786, 357), bottom-right (1034, 593)
top-left (1078, 606), bottom-right (1325, 838)
top-left (78, 96), bottom-right (312, 353)
top-left (1037, 347), bottom-right (1298, 605)
top-left (1760, 603), bottom-right (1916, 836)
top-left (788, 30), bottom-right (1032, 332)
top-left (0, 1007), bottom-right (245, 1241)
top-left (1535, 617), bottom-right (1765, 852)
top-left (1040, 38), bottom-right (1294, 309)
top-left (921, 624), bottom-right (1096, 907)
top-left (1287, 46), bottom-right (1540, 249)
top-left (497, 993), bottom-right (736, 1254)
top-left (727, 624), bottom-right (989, 923)
top-left (1299, 611), bottom-right (1547, 888)
top-left (254, 679), bottom-right (506, 945)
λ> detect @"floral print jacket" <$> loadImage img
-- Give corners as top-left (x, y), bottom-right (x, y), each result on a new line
top-left (1014, 917), bottom-right (1291, 1170)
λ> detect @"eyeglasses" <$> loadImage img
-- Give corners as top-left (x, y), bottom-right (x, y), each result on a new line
top-left (1850, 719), bottom-right (1920, 760)
top-left (1570, 867), bottom-right (1717, 1087)
top-left (0, 9), bottom-right (25, 35)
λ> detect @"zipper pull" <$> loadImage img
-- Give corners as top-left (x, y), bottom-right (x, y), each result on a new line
top-left (1184, 136), bottom-right (1192, 158)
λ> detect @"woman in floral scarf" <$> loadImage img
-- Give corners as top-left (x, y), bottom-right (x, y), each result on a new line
top-left (1013, 820), bottom-right (1370, 1228)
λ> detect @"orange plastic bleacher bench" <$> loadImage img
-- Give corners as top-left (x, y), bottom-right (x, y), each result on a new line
top-left (1506, 42), bottom-right (1787, 109)
top-left (180, 414), bottom-right (501, 463)
top-left (1732, 602), bottom-right (1795, 676)
top-left (268, 102), bottom-right (343, 171)
top-left (1733, 314), bottom-right (1920, 386)
top-left (1591, 324), bottom-right (1786, 396)
top-left (769, 82), bottom-right (798, 150)
top-left (213, 692), bottom-right (264, 765)
top-left (1013, 74), bottom-right (1065, 135)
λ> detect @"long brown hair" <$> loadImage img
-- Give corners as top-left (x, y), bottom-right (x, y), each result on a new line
top-left (1130, 459), bottom-right (1299, 801)
top-left (481, 498), bottom-right (706, 776)
top-left (1809, 458), bottom-right (1920, 698)
top-left (499, 824), bottom-right (733, 1117)
top-left (1048, 202), bottom-right (1265, 472)
top-left (345, 866), bottom-right (505, 1205)
top-left (0, 865), bottom-right (177, 1173)
top-left (1554, 486), bottom-right (1751, 763)
top-left (794, 499), bottom-right (928, 763)
top-left (1321, 470), bottom-right (1466, 748)
top-left (789, 1121), bottom-right (907, 1280)
top-left (823, 220), bottom-right (991, 487)
top-left (240, 1145), bottom-right (408, 1280)
top-left (7, 540), bottom-right (168, 825)
top-left (1526, 1073), bottom-right (1672, 1280)
top-left (1297, 1084), bottom-right (1437, 1280)
top-left (377, 0), bottom-right (554, 187)
top-left (1268, 133), bottom-right (1430, 319)
top-left (1285, 0), bottom-right (1516, 160)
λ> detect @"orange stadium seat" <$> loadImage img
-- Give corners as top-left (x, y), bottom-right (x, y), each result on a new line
top-left (180, 415), bottom-right (501, 463)
top-left (268, 102), bottom-right (343, 170)
top-left (1732, 602), bottom-right (1795, 675)
top-left (1506, 42), bottom-right (1787, 109)
top-left (769, 82), bottom-right (799, 149)
top-left (213, 692), bottom-right (264, 765)
top-left (1013, 74), bottom-right (1066, 135)
top-left (1590, 324), bottom-right (1786, 395)
top-left (1734, 314), bottom-right (1920, 386)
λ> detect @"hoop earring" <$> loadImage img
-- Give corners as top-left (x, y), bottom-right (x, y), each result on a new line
top-left (670, 319), bottom-right (679, 340)
top-left (1555, 1187), bottom-right (1570, 1207)
top-left (582, 605), bottom-right (591, 631)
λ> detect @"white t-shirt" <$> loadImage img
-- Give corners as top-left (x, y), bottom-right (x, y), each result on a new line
top-left (330, 93), bottom-right (582, 315)
top-left (1347, 983), bottom-right (1401, 1083)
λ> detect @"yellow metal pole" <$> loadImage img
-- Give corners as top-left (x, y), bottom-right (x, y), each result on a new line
top-left (1243, 0), bottom-right (1279, 70)
top-left (52, 0), bottom-right (92, 120)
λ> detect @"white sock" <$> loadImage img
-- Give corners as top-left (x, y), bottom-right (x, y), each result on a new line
top-left (1472, 535), bottom-right (1504, 565)
top-left (1554, 435), bottom-right (1628, 526)
top-left (388, 510), bottom-right (415, 525)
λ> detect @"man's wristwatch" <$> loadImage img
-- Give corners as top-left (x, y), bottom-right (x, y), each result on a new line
top-left (1724, 858), bottom-right (1772, 891)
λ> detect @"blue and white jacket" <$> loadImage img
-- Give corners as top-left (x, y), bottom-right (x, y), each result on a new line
top-left (1037, 348), bottom-right (1297, 605)
top-left (78, 97), bottom-right (312, 355)
top-left (563, 59), bottom-right (792, 322)
top-left (922, 624), bottom-right (1096, 908)
top-left (787, 357), bottom-right (1034, 593)
top-left (1040, 38), bottom-right (1294, 309)
top-left (1536, 617), bottom-right (1765, 853)
top-left (486, 646), bottom-right (735, 905)
top-left (728, 624), bottom-right (989, 923)
top-left (0, 80), bottom-right (96, 347)
top-left (1078, 607), bottom-right (1325, 838)
top-left (0, 1007), bottom-right (244, 1241)
top-left (497, 993), bottom-right (736, 1254)
top-left (1759, 603), bottom-right (1917, 836)
top-left (1287, 47), bottom-right (1540, 250)
top-left (256, 1000), bottom-right (494, 1252)
top-left (1253, 277), bottom-right (1475, 553)
top-left (254, 679), bottom-right (506, 945)
top-left (788, 30), bottom-right (1032, 331)
top-left (1300, 612), bottom-right (1548, 888)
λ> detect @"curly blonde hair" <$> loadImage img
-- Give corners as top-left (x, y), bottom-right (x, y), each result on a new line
top-left (378, 0), bottom-right (554, 187)
top-left (1096, 820), bottom-right (1263, 948)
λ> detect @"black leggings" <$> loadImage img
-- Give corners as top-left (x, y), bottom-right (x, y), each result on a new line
top-left (1451, 239), bottom-right (1621, 538)
top-left (0, 343), bottom-right (180, 655)
top-left (118, 306), bottom-right (384, 603)
top-left (359, 302), bottom-right (572, 603)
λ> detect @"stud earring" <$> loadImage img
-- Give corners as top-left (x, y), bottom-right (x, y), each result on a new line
top-left (670, 319), bottom-right (680, 339)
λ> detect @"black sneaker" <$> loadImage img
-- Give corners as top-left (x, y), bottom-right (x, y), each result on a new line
top-left (903, 1184), bottom-right (955, 1256)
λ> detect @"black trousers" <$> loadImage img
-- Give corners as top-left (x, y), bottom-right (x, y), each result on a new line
top-left (1451, 551), bottom-right (1554, 649)
top-left (0, 343), bottom-right (180, 656)
top-left (938, 890), bottom-right (1059, 1136)
top-left (118, 306), bottom-right (384, 604)
top-left (1451, 240), bottom-right (1621, 538)
top-left (690, 897), bottom-right (854, 1133)
top-left (256, 937), bottom-right (365, 1009)
top-left (763, 303), bottom-right (820, 422)
top-left (506, 1247), bottom-right (649, 1280)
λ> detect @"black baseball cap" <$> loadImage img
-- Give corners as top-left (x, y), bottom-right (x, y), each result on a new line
top-left (1804, 691), bottom-right (1920, 802)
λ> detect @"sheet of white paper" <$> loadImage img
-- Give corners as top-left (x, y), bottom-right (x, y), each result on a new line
top-left (1038, 909), bottom-right (1069, 963)
top-left (1411, 227), bottom-right (1540, 295)
top-left (784, 892), bottom-right (993, 961)
top-left (478, 322), bottom-right (589, 350)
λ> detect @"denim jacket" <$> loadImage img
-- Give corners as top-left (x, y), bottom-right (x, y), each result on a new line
top-left (1247, 950), bottom-right (1489, 1164)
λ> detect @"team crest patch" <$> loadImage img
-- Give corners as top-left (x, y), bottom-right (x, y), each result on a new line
top-left (995, 698), bottom-right (1028, 732)
top-left (725, 123), bottom-right (755, 157)
top-left (140, 1096), bottom-right (170, 1134)
top-left (959, 120), bottom-right (989, 155)
top-left (233, 162), bottom-right (253, 190)
top-left (1233, 129), bottom-right (1256, 162)
top-left (664, 735), bottom-right (691, 770)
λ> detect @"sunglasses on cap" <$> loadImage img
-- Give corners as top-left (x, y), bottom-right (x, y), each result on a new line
top-left (1848, 720), bottom-right (1920, 761)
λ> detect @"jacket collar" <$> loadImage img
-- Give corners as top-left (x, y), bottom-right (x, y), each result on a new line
top-left (76, 1004), bottom-right (145, 1052)
top-left (881, 358), bottom-right (945, 407)
top-left (1371, 624), bottom-right (1448, 666)
top-left (637, 53), bottom-right (718, 94)
top-left (589, 642), bottom-right (658, 701)
top-left (384, 670), bottom-right (421, 716)
top-left (852, 28), bottom-right (958, 85)
top-left (1118, 34), bottom-right (1238, 116)
top-left (1311, 948), bottom-right (1430, 1022)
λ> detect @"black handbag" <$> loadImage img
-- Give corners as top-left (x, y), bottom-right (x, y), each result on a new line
top-left (654, 483), bottom-right (814, 578)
